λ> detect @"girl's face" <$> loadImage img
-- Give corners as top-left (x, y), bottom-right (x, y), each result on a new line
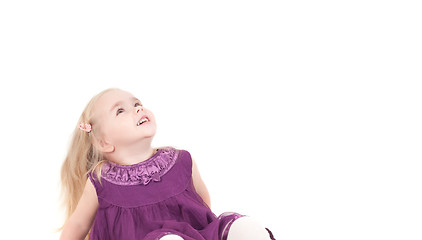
top-left (92, 89), bottom-right (157, 150)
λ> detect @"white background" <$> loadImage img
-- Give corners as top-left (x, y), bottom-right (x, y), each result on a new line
top-left (0, 0), bottom-right (421, 239)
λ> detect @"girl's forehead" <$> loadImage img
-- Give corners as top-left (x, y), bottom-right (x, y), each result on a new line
top-left (101, 90), bottom-right (135, 104)
top-left (95, 90), bottom-right (135, 113)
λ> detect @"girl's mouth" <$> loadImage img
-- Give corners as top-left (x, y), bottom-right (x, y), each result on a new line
top-left (137, 116), bottom-right (150, 126)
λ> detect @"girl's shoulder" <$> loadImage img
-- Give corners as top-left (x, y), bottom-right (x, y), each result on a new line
top-left (157, 145), bottom-right (192, 158)
top-left (157, 145), bottom-right (193, 171)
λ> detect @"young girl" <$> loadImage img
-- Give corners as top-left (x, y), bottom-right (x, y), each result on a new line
top-left (59, 88), bottom-right (276, 240)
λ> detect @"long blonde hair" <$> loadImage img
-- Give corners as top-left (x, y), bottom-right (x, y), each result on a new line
top-left (57, 88), bottom-right (118, 239)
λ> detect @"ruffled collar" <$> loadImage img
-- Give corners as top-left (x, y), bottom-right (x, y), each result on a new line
top-left (101, 146), bottom-right (179, 186)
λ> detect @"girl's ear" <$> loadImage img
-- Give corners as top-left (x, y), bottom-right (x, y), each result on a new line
top-left (92, 136), bottom-right (115, 153)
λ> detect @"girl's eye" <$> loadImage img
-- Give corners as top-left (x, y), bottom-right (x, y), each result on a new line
top-left (116, 108), bottom-right (124, 115)
top-left (116, 103), bottom-right (142, 116)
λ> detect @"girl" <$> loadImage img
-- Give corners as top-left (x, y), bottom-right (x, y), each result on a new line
top-left (58, 88), bottom-right (276, 240)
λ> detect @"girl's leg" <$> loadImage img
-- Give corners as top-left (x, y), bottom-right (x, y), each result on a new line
top-left (158, 234), bottom-right (184, 240)
top-left (227, 216), bottom-right (271, 240)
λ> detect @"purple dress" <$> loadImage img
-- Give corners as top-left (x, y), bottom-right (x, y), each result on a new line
top-left (87, 146), bottom-right (274, 240)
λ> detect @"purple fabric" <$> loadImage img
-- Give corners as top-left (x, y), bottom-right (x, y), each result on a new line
top-left (100, 147), bottom-right (179, 186)
top-left (87, 147), bottom-right (246, 240)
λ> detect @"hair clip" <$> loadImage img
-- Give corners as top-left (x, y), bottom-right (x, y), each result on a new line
top-left (79, 122), bottom-right (92, 133)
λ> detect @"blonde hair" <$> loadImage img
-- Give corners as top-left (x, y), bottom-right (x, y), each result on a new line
top-left (57, 88), bottom-right (118, 239)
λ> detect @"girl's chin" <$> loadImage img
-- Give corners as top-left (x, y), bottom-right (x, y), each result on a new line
top-left (136, 128), bottom-right (157, 138)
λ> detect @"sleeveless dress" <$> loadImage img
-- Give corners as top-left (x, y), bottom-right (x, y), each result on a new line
top-left (87, 146), bottom-right (275, 240)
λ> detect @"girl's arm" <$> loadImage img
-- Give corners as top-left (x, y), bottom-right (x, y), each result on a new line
top-left (60, 178), bottom-right (98, 240)
top-left (192, 157), bottom-right (211, 208)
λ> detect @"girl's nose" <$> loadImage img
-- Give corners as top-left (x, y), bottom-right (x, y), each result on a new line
top-left (136, 106), bottom-right (144, 113)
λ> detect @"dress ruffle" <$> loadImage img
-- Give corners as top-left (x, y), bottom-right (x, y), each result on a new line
top-left (101, 147), bottom-right (179, 186)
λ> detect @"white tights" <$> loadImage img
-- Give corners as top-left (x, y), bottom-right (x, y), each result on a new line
top-left (158, 217), bottom-right (269, 240)
top-left (158, 234), bottom-right (184, 240)
top-left (227, 216), bottom-right (270, 240)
